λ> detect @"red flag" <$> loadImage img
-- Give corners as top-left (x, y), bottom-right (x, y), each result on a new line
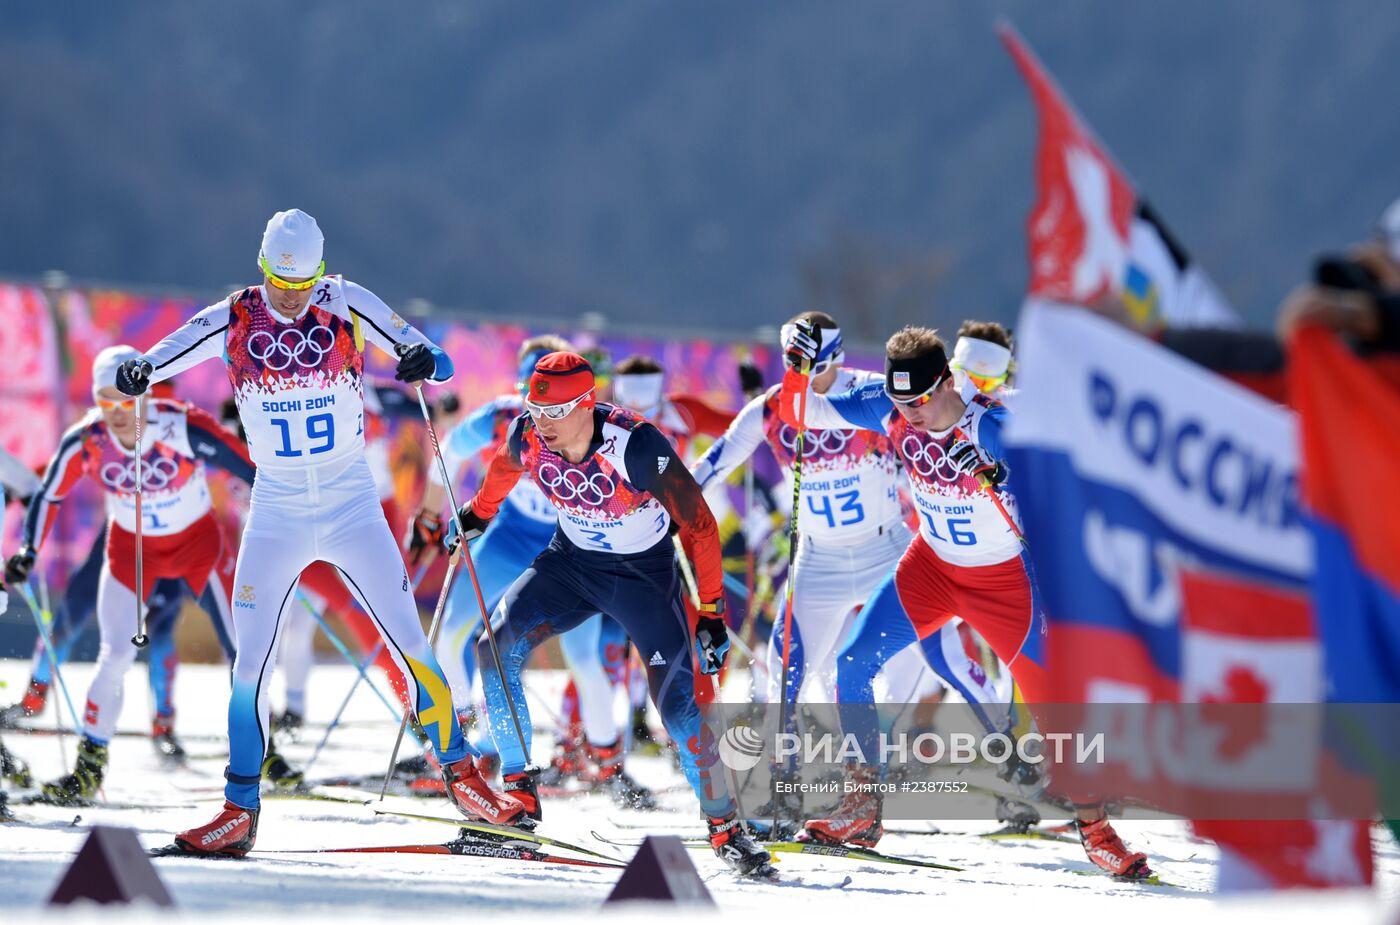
top-left (999, 22), bottom-right (1237, 328)
top-left (998, 23), bottom-right (1135, 306)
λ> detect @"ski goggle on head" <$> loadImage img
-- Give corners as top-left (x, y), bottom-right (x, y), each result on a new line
top-left (960, 368), bottom-right (1009, 394)
top-left (524, 388), bottom-right (595, 421)
top-left (260, 254), bottom-right (326, 291)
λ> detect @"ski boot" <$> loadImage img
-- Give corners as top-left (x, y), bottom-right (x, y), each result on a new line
top-left (629, 705), bottom-right (663, 756)
top-left (801, 764), bottom-right (884, 848)
top-left (1, 738), bottom-right (32, 788)
top-left (994, 795), bottom-right (1042, 833)
top-left (537, 722), bottom-right (585, 787)
top-left (40, 737), bottom-right (108, 805)
top-left (995, 743), bottom-right (1046, 796)
top-left (0, 790), bottom-right (13, 823)
top-left (502, 765), bottom-right (543, 822)
top-left (747, 767), bottom-right (803, 841)
top-left (0, 679), bottom-right (48, 727)
top-left (708, 814), bottom-right (777, 879)
top-left (152, 714), bottom-right (186, 762)
top-left (261, 744), bottom-right (304, 790)
top-left (588, 739), bottom-right (658, 811)
top-left (272, 709), bottom-right (304, 745)
top-left (1077, 815), bottom-right (1151, 879)
top-left (443, 755), bottom-right (528, 827)
top-left (402, 750), bottom-right (446, 795)
top-left (170, 801), bottom-right (259, 857)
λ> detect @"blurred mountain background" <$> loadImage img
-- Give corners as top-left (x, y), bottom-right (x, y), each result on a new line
top-left (2, 1), bottom-right (1398, 342)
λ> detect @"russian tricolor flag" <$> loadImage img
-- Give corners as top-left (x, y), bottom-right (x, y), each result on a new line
top-left (1290, 326), bottom-right (1400, 705)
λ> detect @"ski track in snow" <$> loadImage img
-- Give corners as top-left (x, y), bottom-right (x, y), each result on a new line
top-left (1, 660), bottom-right (1397, 923)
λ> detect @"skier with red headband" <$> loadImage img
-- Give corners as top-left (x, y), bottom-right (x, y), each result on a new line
top-left (450, 351), bottom-right (776, 878)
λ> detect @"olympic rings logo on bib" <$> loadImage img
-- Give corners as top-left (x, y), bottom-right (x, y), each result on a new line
top-left (101, 456), bottom-right (181, 492)
top-left (539, 462), bottom-right (616, 505)
top-left (778, 425), bottom-right (852, 459)
top-left (901, 434), bottom-right (959, 481)
top-left (247, 326), bottom-right (336, 371)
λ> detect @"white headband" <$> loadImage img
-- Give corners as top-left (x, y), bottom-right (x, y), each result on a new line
top-left (952, 337), bottom-right (1011, 378)
top-left (614, 372), bottom-right (665, 412)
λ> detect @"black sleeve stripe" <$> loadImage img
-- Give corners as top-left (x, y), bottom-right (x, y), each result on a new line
top-left (349, 307), bottom-right (399, 346)
top-left (155, 324), bottom-right (229, 371)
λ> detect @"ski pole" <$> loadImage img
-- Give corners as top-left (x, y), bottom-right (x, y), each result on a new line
top-left (672, 535), bottom-right (749, 822)
top-left (774, 356), bottom-right (810, 834)
top-left (405, 374), bottom-right (531, 765)
top-left (377, 547), bottom-right (461, 800)
top-left (302, 639), bottom-right (386, 777)
top-left (297, 593), bottom-right (401, 723)
top-left (130, 396), bottom-right (149, 648)
top-left (304, 564), bottom-right (428, 777)
top-left (952, 426), bottom-right (1025, 547)
top-left (18, 580), bottom-right (83, 751)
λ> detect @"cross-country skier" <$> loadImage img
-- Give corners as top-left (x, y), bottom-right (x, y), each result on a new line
top-left (692, 312), bottom-right (1008, 833)
top-left (543, 354), bottom-right (737, 800)
top-left (0, 520), bottom-right (228, 762)
top-left (450, 351), bottom-right (776, 877)
top-left (279, 379), bottom-right (423, 732)
top-left (3, 346), bottom-right (249, 804)
top-left (950, 320), bottom-right (1015, 397)
top-left (116, 209), bottom-right (523, 856)
top-left (781, 322), bottom-right (1152, 879)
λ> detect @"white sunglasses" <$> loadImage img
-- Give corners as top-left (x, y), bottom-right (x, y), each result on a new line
top-left (524, 388), bottom-right (594, 420)
top-left (808, 350), bottom-right (844, 377)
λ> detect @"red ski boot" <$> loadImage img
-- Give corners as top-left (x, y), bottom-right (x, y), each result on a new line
top-left (1077, 816), bottom-right (1151, 879)
top-left (801, 765), bottom-right (885, 848)
top-left (0, 679), bottom-right (48, 727)
top-left (444, 755), bottom-right (527, 827)
top-left (503, 766), bottom-right (543, 822)
top-left (172, 801), bottom-right (259, 857)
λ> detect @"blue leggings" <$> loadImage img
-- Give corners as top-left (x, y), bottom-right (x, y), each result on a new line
top-left (836, 569), bottom-right (1020, 764)
top-left (438, 505), bottom-right (556, 711)
top-left (479, 535), bottom-right (733, 818)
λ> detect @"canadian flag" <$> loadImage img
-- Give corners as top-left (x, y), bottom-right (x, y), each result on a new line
top-left (1180, 569), bottom-right (1373, 891)
top-left (999, 22), bottom-right (1237, 329)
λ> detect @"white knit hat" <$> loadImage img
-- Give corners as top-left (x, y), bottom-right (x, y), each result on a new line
top-left (92, 345), bottom-right (141, 399)
top-left (258, 209), bottom-right (324, 278)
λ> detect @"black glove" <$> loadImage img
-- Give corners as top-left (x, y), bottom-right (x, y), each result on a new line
top-left (738, 361), bottom-right (764, 396)
top-left (4, 546), bottom-right (35, 585)
top-left (694, 614), bottom-right (731, 675)
top-left (405, 510), bottom-right (445, 568)
top-left (394, 344), bottom-right (437, 383)
top-left (948, 438), bottom-right (1004, 485)
top-left (783, 321), bottom-right (821, 373)
top-left (445, 505), bottom-right (491, 554)
top-left (114, 359), bottom-right (153, 396)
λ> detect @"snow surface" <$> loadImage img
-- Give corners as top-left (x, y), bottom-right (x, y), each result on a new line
top-left (1, 659), bottom-right (1398, 923)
